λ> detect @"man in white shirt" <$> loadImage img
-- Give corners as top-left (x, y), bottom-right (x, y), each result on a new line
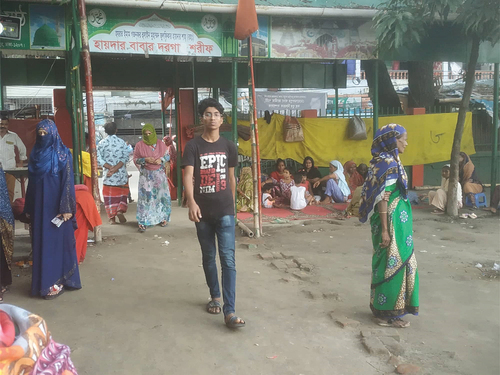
top-left (0, 113), bottom-right (27, 202)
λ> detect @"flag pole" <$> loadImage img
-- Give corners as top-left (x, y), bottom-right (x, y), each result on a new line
top-left (248, 37), bottom-right (262, 237)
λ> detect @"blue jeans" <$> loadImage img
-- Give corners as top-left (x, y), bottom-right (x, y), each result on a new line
top-left (195, 215), bottom-right (236, 316)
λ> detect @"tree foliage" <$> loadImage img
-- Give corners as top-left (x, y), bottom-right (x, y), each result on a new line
top-left (456, 0), bottom-right (500, 45)
top-left (375, 0), bottom-right (499, 217)
top-left (374, 0), bottom-right (500, 52)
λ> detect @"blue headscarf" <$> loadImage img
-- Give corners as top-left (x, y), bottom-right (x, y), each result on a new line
top-left (0, 164), bottom-right (14, 227)
top-left (359, 124), bottom-right (408, 223)
top-left (29, 120), bottom-right (71, 178)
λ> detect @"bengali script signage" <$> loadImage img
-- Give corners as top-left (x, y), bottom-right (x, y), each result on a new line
top-left (256, 92), bottom-right (327, 115)
top-left (88, 9), bottom-right (223, 56)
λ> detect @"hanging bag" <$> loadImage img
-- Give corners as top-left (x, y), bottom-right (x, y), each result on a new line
top-left (283, 116), bottom-right (305, 143)
top-left (348, 115), bottom-right (367, 140)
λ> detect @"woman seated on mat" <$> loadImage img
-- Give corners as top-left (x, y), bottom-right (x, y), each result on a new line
top-left (270, 167), bottom-right (295, 207)
top-left (344, 160), bottom-right (365, 197)
top-left (297, 157), bottom-right (322, 196)
top-left (269, 159), bottom-right (286, 182)
top-left (236, 167), bottom-right (253, 212)
top-left (428, 164), bottom-right (462, 214)
top-left (459, 152), bottom-right (483, 208)
top-left (346, 163), bottom-right (369, 217)
top-left (313, 160), bottom-right (350, 204)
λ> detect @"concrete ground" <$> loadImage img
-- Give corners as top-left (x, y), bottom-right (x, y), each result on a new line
top-left (6, 183), bottom-right (500, 374)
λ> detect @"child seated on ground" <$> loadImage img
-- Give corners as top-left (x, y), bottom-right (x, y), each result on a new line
top-left (262, 183), bottom-right (276, 208)
top-left (298, 170), bottom-right (312, 194)
top-left (428, 164), bottom-right (462, 214)
top-left (290, 174), bottom-right (316, 210)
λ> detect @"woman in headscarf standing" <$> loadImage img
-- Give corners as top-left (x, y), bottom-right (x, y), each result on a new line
top-left (459, 152), bottom-right (483, 208)
top-left (133, 124), bottom-right (171, 232)
top-left (313, 160), bottom-right (350, 204)
top-left (0, 163), bottom-right (14, 303)
top-left (359, 124), bottom-right (418, 328)
top-left (24, 120), bottom-right (81, 299)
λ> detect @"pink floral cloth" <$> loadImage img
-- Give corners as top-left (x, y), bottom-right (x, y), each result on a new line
top-left (133, 140), bottom-right (167, 171)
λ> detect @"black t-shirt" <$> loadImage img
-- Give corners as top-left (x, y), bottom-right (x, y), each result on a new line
top-left (182, 135), bottom-right (238, 220)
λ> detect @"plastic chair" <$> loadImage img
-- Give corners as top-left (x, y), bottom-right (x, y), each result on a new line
top-left (465, 192), bottom-right (487, 208)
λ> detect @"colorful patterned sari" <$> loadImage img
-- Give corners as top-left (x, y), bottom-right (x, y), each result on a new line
top-left (0, 305), bottom-right (78, 375)
top-left (369, 183), bottom-right (419, 318)
top-left (236, 167), bottom-right (253, 212)
top-left (360, 124), bottom-right (419, 319)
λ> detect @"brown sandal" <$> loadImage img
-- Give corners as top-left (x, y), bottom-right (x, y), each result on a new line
top-left (117, 212), bottom-right (127, 223)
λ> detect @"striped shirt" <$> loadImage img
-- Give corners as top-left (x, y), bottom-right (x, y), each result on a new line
top-left (0, 131), bottom-right (27, 170)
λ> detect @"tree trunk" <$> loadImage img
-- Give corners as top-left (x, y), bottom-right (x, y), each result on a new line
top-left (446, 37), bottom-right (480, 217)
top-left (362, 59), bottom-right (402, 112)
top-left (408, 61), bottom-right (435, 108)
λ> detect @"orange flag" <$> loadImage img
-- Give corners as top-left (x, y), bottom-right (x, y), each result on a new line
top-left (234, 0), bottom-right (258, 40)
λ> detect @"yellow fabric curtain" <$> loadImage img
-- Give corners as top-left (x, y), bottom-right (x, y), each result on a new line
top-left (69, 149), bottom-right (92, 177)
top-left (237, 113), bottom-right (475, 167)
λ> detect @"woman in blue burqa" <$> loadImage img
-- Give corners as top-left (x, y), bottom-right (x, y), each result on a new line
top-left (24, 120), bottom-right (81, 299)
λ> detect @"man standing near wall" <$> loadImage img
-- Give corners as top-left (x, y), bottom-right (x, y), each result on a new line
top-left (182, 98), bottom-right (245, 329)
top-left (0, 112), bottom-right (27, 202)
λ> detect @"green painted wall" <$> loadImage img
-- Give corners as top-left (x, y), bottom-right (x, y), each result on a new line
top-left (1, 58), bottom-right (66, 86)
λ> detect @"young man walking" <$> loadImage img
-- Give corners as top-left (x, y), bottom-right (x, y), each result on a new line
top-left (182, 98), bottom-right (245, 329)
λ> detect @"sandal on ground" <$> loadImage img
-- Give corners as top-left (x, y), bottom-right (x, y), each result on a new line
top-left (138, 224), bottom-right (146, 233)
top-left (1, 286), bottom-right (8, 294)
top-left (375, 317), bottom-right (410, 328)
top-left (109, 218), bottom-right (117, 225)
top-left (0, 296), bottom-right (3, 304)
top-left (206, 300), bottom-right (222, 314)
top-left (431, 209), bottom-right (445, 215)
top-left (225, 315), bottom-right (246, 329)
top-left (159, 220), bottom-right (168, 227)
top-left (43, 285), bottom-right (65, 300)
top-left (117, 212), bottom-right (127, 224)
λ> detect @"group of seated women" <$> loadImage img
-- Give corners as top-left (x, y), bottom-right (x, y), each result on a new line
top-left (236, 157), bottom-right (369, 212)
top-left (237, 151), bottom-right (489, 215)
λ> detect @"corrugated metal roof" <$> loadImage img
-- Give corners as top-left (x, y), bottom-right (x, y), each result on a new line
top-left (175, 0), bottom-right (381, 9)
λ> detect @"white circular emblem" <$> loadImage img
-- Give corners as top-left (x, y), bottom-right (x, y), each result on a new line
top-left (88, 9), bottom-right (106, 28)
top-left (201, 14), bottom-right (218, 33)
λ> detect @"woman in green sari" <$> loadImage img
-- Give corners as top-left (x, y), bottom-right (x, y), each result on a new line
top-left (359, 124), bottom-right (419, 328)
